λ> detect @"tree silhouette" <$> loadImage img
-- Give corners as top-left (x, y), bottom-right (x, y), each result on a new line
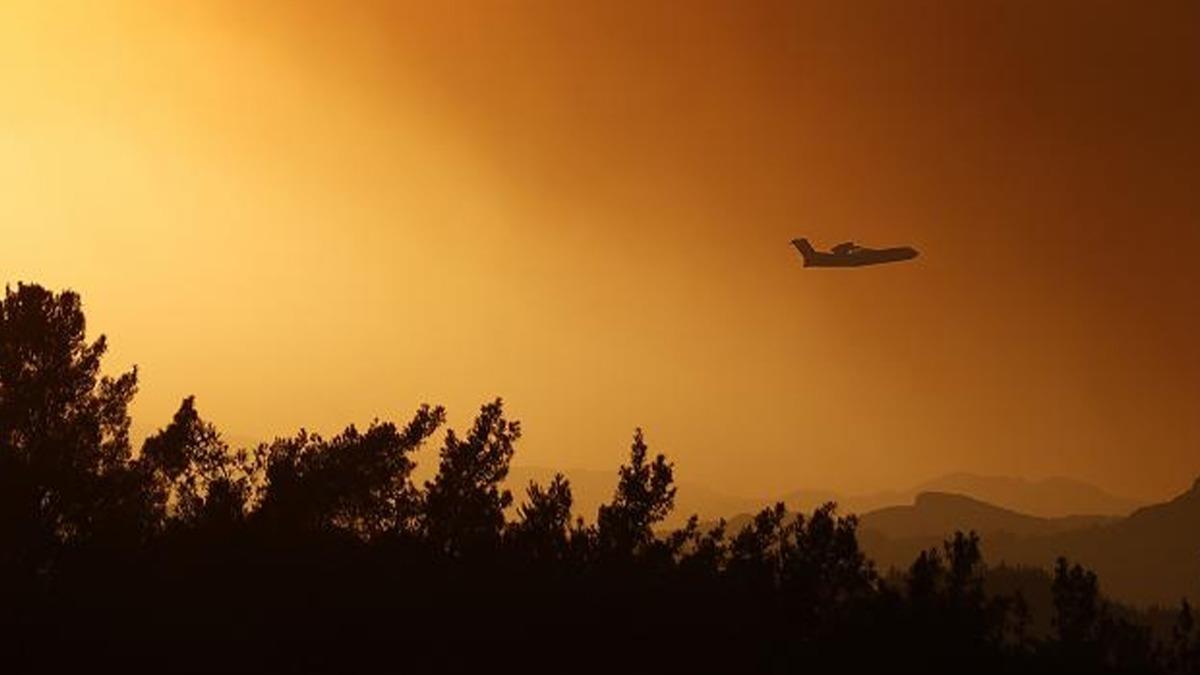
top-left (1170, 599), bottom-right (1200, 674)
top-left (907, 546), bottom-right (945, 604)
top-left (1053, 557), bottom-right (1104, 646)
top-left (892, 532), bottom-right (1028, 673)
top-left (259, 405), bottom-right (444, 538)
top-left (139, 396), bottom-right (260, 528)
top-left (1049, 556), bottom-right (1158, 671)
top-left (0, 283), bottom-right (139, 565)
top-left (671, 515), bottom-right (728, 581)
top-left (727, 502), bottom-right (790, 592)
top-left (423, 398), bottom-right (518, 556)
top-left (508, 473), bottom-right (574, 565)
top-left (596, 428), bottom-right (676, 560)
top-left (781, 503), bottom-right (876, 628)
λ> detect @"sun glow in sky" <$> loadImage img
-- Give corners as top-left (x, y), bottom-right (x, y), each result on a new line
top-left (2, 1), bottom-right (1198, 500)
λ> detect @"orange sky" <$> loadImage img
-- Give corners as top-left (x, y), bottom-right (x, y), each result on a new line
top-left (2, 1), bottom-right (1197, 501)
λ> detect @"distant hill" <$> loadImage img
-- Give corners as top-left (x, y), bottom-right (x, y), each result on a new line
top-left (504, 466), bottom-right (1142, 530)
top-left (856, 480), bottom-right (1200, 607)
top-left (855, 492), bottom-right (1117, 585)
top-left (507, 464), bottom-right (1190, 605)
top-left (780, 472), bottom-right (1141, 519)
top-left (778, 488), bottom-right (894, 516)
top-left (913, 473), bottom-right (1142, 517)
top-left (859, 492), bottom-right (1116, 539)
top-left (1046, 478), bottom-right (1200, 607)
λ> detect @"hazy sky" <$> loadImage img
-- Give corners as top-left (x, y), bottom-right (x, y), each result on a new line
top-left (2, 1), bottom-right (1197, 500)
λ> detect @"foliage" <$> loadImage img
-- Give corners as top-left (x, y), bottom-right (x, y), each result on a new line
top-left (423, 398), bottom-right (517, 555)
top-left (258, 405), bottom-right (444, 538)
top-left (0, 282), bottom-right (1192, 675)
top-left (596, 427), bottom-right (676, 560)
top-left (0, 283), bottom-right (139, 563)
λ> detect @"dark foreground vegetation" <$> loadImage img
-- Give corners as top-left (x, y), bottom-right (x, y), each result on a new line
top-left (1, 282), bottom-right (1198, 674)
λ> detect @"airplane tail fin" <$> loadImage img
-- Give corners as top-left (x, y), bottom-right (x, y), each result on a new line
top-left (791, 238), bottom-right (816, 266)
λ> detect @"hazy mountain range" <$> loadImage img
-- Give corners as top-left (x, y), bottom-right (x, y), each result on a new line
top-left (505, 466), bottom-right (1143, 526)
top-left (507, 466), bottom-right (1196, 606)
top-left (780, 472), bottom-right (1143, 519)
top-left (855, 480), bottom-right (1200, 607)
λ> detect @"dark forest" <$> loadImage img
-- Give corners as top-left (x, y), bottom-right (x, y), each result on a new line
top-left (2, 283), bottom-right (1197, 674)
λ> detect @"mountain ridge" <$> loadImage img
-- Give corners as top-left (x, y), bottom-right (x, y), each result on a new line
top-left (782, 472), bottom-right (1142, 519)
top-left (508, 466), bottom-right (1146, 528)
top-left (855, 480), bottom-right (1200, 607)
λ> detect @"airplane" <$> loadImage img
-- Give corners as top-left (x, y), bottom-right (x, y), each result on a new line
top-left (791, 238), bottom-right (919, 268)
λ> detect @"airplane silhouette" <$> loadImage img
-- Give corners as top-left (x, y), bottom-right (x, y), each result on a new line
top-left (791, 238), bottom-right (919, 268)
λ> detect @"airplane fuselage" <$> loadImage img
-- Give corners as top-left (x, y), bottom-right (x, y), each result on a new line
top-left (791, 238), bottom-right (919, 268)
top-left (801, 247), bottom-right (918, 268)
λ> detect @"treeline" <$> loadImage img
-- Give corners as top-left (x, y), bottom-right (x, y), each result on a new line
top-left (1, 282), bottom-right (1197, 674)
